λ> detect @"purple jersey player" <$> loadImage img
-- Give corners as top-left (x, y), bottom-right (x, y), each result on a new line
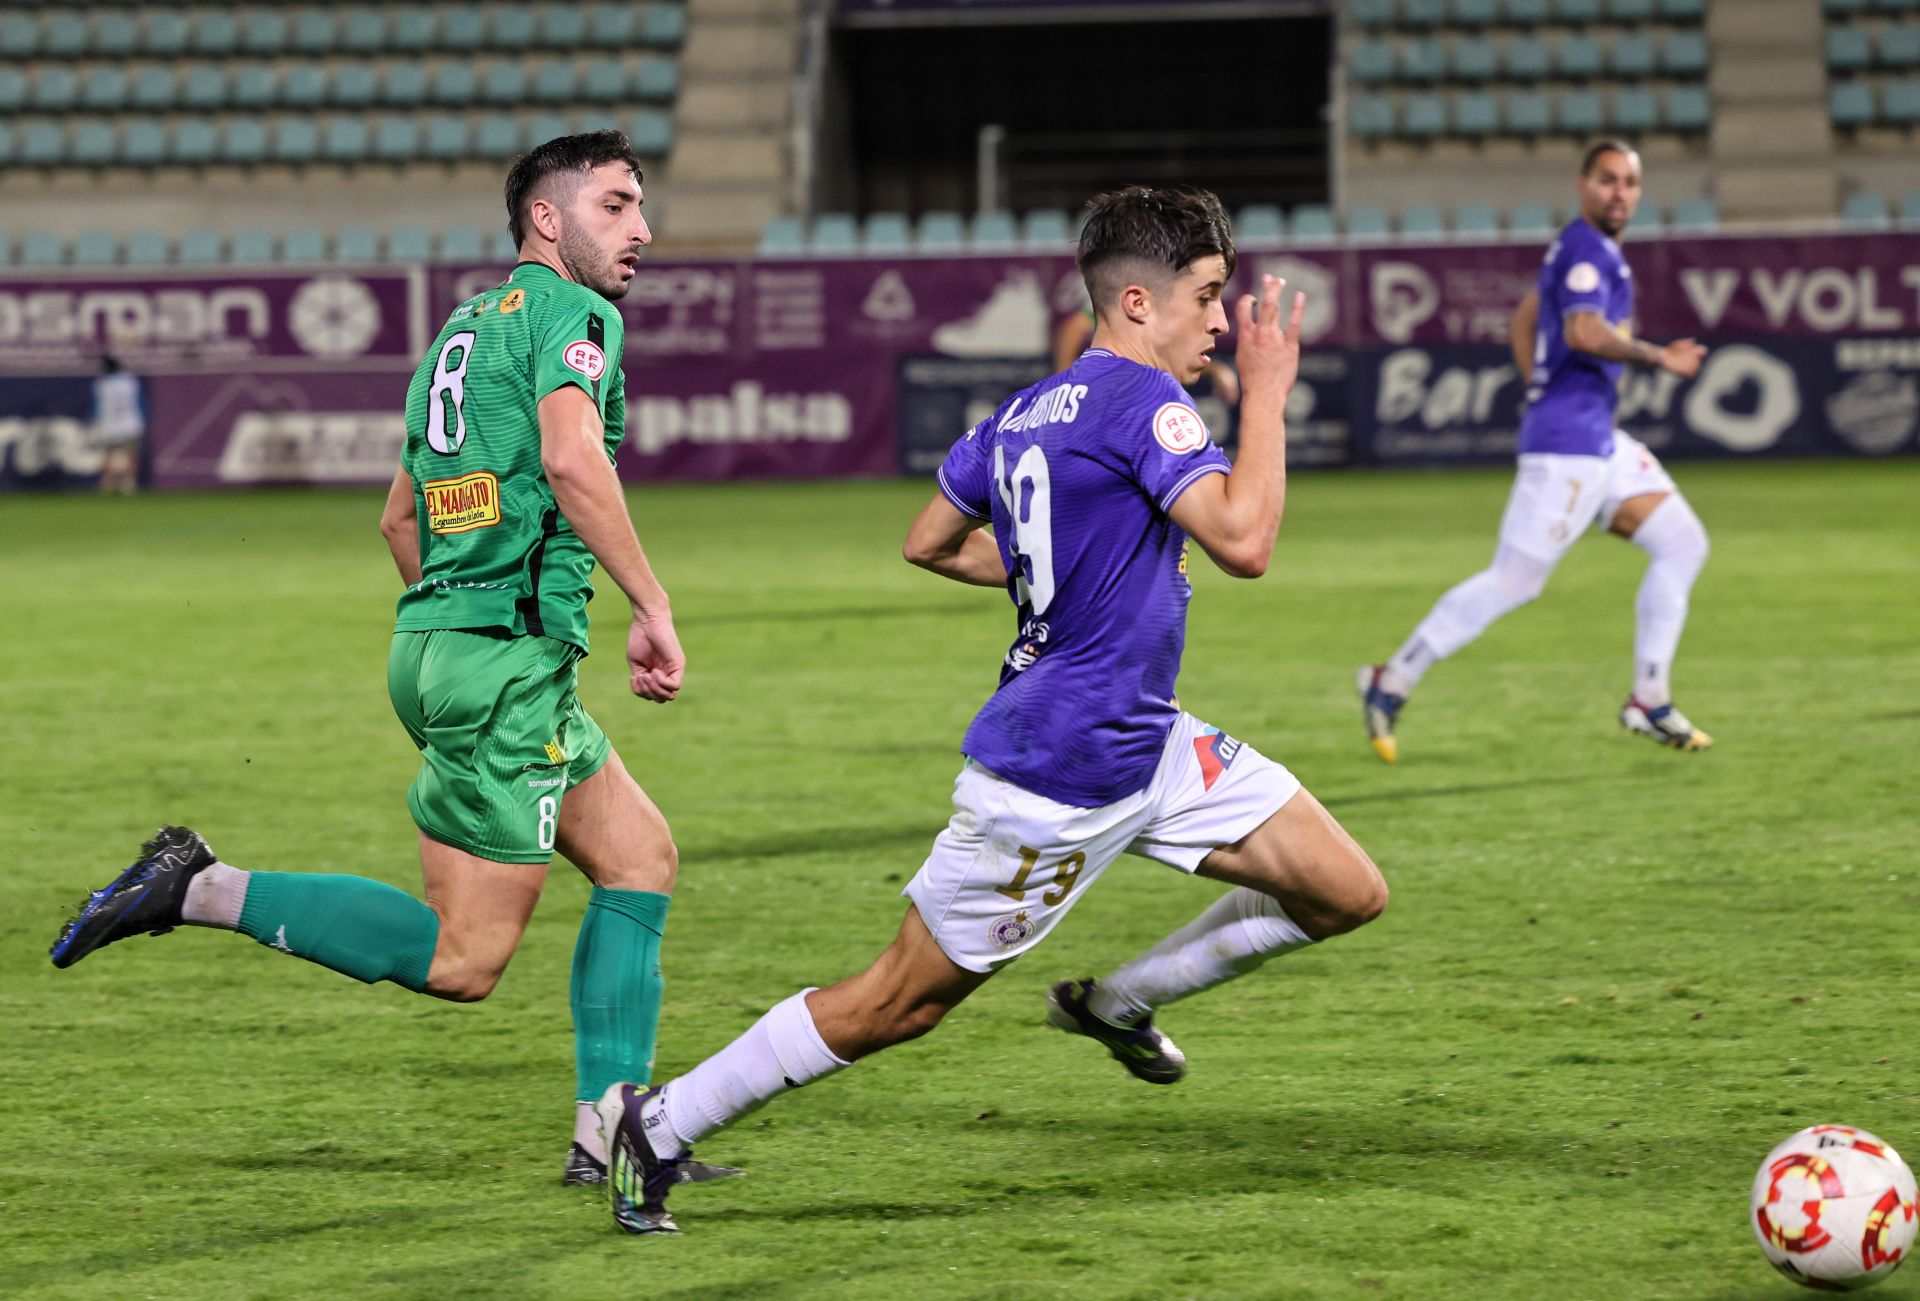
top-left (592, 186), bottom-right (1388, 1235)
top-left (1360, 141), bottom-right (1714, 761)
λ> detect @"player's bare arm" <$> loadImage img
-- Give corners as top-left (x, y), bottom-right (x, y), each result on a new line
top-left (1169, 274), bottom-right (1304, 578)
top-left (902, 494), bottom-right (1007, 587)
top-left (1564, 310), bottom-right (1705, 377)
top-left (1509, 289), bottom-right (1539, 381)
top-left (378, 466), bottom-right (422, 586)
top-left (538, 383), bottom-right (685, 701)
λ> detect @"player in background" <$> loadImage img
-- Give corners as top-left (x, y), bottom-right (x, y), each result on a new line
top-left (51, 132), bottom-right (721, 1190)
top-left (91, 354), bottom-right (147, 494)
top-left (594, 186), bottom-right (1387, 1235)
top-left (1359, 141), bottom-right (1712, 761)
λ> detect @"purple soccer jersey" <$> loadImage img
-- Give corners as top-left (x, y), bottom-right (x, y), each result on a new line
top-left (1517, 218), bottom-right (1635, 458)
top-left (936, 349), bottom-right (1232, 808)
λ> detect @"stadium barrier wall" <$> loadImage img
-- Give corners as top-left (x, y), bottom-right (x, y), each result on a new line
top-left (3, 231), bottom-right (1918, 490)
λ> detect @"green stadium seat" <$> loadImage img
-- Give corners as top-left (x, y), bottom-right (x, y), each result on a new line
top-left (1453, 36), bottom-right (1499, 81)
top-left (336, 227), bottom-right (380, 262)
top-left (1351, 0), bottom-right (1395, 26)
top-left (125, 231), bottom-right (171, 265)
top-left (94, 14), bottom-right (135, 57)
top-left (18, 121), bottom-right (60, 166)
top-left (293, 10), bottom-right (337, 55)
top-left (1611, 31), bottom-right (1656, 77)
top-left (1827, 28), bottom-right (1872, 72)
top-left (1345, 205), bottom-right (1391, 239)
top-left (430, 63), bottom-right (479, 105)
top-left (20, 233), bottom-right (66, 267)
top-left (969, 210), bottom-right (1020, 250)
top-left (1661, 30), bottom-right (1707, 76)
top-left (634, 58), bottom-right (678, 101)
top-left (542, 4), bottom-right (591, 48)
top-left (809, 213), bottom-right (858, 254)
top-left (230, 230), bottom-right (275, 263)
top-left (1898, 190), bottom-right (1920, 228)
top-left (387, 225), bottom-right (434, 261)
top-left (1021, 209), bottom-right (1072, 247)
top-left (280, 228), bottom-right (326, 262)
top-left (282, 66), bottom-right (328, 109)
top-left (322, 117), bottom-right (371, 163)
top-left (1349, 95), bottom-right (1394, 138)
top-left (171, 120), bottom-right (217, 166)
top-left (490, 7), bottom-right (537, 49)
top-left (1404, 92), bottom-right (1447, 136)
top-left (71, 123), bottom-right (116, 167)
top-left (0, 15), bottom-right (37, 59)
top-left (582, 59), bottom-right (627, 102)
top-left (143, 13), bottom-right (190, 57)
top-left (42, 13), bottom-right (86, 58)
top-left (192, 12), bottom-right (240, 56)
top-left (1553, 0), bottom-right (1602, 20)
top-left (372, 116), bottom-right (419, 162)
top-left (71, 231), bottom-right (118, 266)
top-left (333, 63), bottom-right (380, 107)
top-left (121, 120), bottom-right (166, 167)
top-left (475, 115), bottom-right (520, 158)
top-left (1455, 90), bottom-right (1499, 134)
top-left (589, 3), bottom-right (639, 43)
top-left (0, 121), bottom-right (11, 168)
top-left (426, 114), bottom-right (473, 160)
top-left (1559, 87), bottom-right (1604, 133)
top-left (181, 64), bottom-right (227, 113)
top-left (1885, 76), bottom-right (1920, 122)
top-left (1606, 0), bottom-right (1654, 19)
top-left (1350, 39), bottom-right (1394, 83)
top-left (1400, 204), bottom-right (1445, 238)
top-left (1612, 84), bottom-right (1658, 131)
top-left (1842, 193), bottom-right (1893, 228)
top-left (862, 212), bottom-right (910, 253)
top-left (478, 60), bottom-right (530, 105)
top-left (0, 69), bottom-right (23, 113)
top-left (380, 61), bottom-right (430, 107)
top-left (625, 110), bottom-right (671, 155)
top-left (758, 216), bottom-right (805, 256)
top-left (1508, 201), bottom-right (1555, 235)
top-left (273, 119), bottom-right (321, 165)
top-left (177, 229), bottom-right (222, 265)
top-left (1658, 0), bottom-right (1704, 16)
top-left (917, 211), bottom-right (966, 252)
top-left (1455, 202), bottom-right (1500, 234)
top-left (641, 3), bottom-right (688, 47)
top-left (1289, 204), bottom-right (1336, 240)
top-left (1401, 0), bottom-right (1446, 23)
top-left (1556, 33), bottom-right (1603, 79)
top-left (357, 8), bottom-right (407, 53)
top-left (485, 225), bottom-right (519, 262)
top-left (234, 74), bottom-right (299, 118)
top-left (441, 5), bottom-right (488, 51)
top-left (241, 11), bottom-right (289, 56)
top-left (1825, 0), bottom-right (1868, 12)
top-left (30, 69), bottom-right (79, 113)
top-left (1881, 24), bottom-right (1920, 68)
top-left (1400, 38), bottom-right (1446, 82)
top-left (1505, 35), bottom-right (1551, 80)
top-left (1505, 89), bottom-right (1553, 134)
top-left (1668, 196), bottom-right (1717, 231)
top-left (1236, 204), bottom-right (1284, 241)
top-left (531, 59), bottom-right (575, 104)
top-left (434, 224), bottom-right (484, 261)
top-left (1664, 84), bottom-right (1710, 131)
top-left (1452, 0), bottom-right (1501, 24)
top-left (526, 110), bottom-right (575, 147)
top-left (221, 120), bottom-right (269, 166)
top-left (1830, 80), bottom-right (1876, 126)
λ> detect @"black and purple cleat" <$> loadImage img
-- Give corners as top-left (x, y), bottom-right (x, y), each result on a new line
top-left (1046, 978), bottom-right (1188, 1085)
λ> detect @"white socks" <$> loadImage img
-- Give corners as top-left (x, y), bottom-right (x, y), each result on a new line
top-left (180, 861), bottom-right (249, 929)
top-left (1088, 887), bottom-right (1313, 1027)
top-left (1627, 495), bottom-right (1708, 707)
top-left (1384, 544), bottom-right (1554, 694)
top-left (647, 988), bottom-right (849, 1157)
top-left (574, 1101), bottom-right (606, 1163)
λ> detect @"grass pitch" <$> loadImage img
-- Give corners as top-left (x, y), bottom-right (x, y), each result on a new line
top-left (3, 461), bottom-right (1917, 1300)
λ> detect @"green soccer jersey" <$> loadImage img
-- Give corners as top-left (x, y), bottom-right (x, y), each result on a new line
top-left (393, 262), bottom-right (627, 653)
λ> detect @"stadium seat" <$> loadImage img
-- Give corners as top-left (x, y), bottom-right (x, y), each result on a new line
top-left (293, 10), bottom-right (337, 55)
top-left (18, 121), bottom-right (62, 167)
top-left (125, 231), bottom-right (171, 265)
top-left (1400, 204), bottom-right (1446, 238)
top-left (1401, 38), bottom-right (1447, 82)
top-left (1351, 0), bottom-right (1395, 26)
top-left (221, 120), bottom-right (269, 166)
top-left (1661, 29), bottom-right (1707, 76)
top-left (441, 5), bottom-right (488, 51)
top-left (758, 215), bottom-right (806, 256)
top-left (1453, 36), bottom-right (1500, 81)
top-left (1505, 36), bottom-right (1552, 81)
top-left (1556, 33), bottom-right (1604, 79)
top-left (231, 64), bottom-right (280, 111)
top-left (1612, 85), bottom-right (1659, 131)
top-left (273, 120), bottom-right (321, 165)
top-left (386, 225), bottom-right (433, 261)
top-left (809, 213), bottom-right (858, 255)
top-left (426, 115), bottom-right (473, 161)
top-left (1455, 202), bottom-right (1500, 235)
top-left (475, 115), bottom-right (520, 159)
top-left (241, 11), bottom-right (289, 56)
top-left (489, 7), bottom-right (536, 49)
top-left (1455, 90), bottom-right (1499, 134)
top-left (379, 9), bottom-right (426, 54)
top-left (1506, 0), bottom-right (1552, 20)
top-left (1827, 27), bottom-right (1872, 72)
top-left (1349, 95), bottom-right (1395, 138)
top-left (862, 212), bottom-right (910, 254)
top-left (625, 110), bottom-right (672, 155)
top-left (484, 226), bottom-right (518, 262)
top-left (1403, 93), bottom-right (1448, 137)
top-left (1505, 89), bottom-right (1554, 134)
top-left (229, 230), bottom-right (275, 263)
top-left (1289, 204), bottom-right (1337, 240)
top-left (177, 229), bottom-right (222, 265)
top-left (0, 68), bottom-right (24, 113)
top-left (336, 227), bottom-right (381, 262)
top-left (524, 112), bottom-right (574, 151)
top-left (542, 5), bottom-right (591, 49)
top-left (171, 121), bottom-right (217, 166)
top-left (181, 64), bottom-right (227, 113)
top-left (1664, 84), bottom-right (1711, 131)
top-left (1345, 205), bottom-right (1391, 238)
top-left (1559, 88), bottom-right (1605, 134)
top-left (121, 121), bottom-right (166, 168)
top-left (1611, 31), bottom-right (1656, 77)
top-left (283, 227), bottom-right (327, 265)
top-left (1236, 204), bottom-right (1285, 241)
top-left (40, 13), bottom-right (82, 58)
top-left (478, 61), bottom-right (531, 107)
top-left (1831, 80), bottom-right (1876, 126)
top-left (435, 224), bottom-right (485, 261)
top-left (1606, 0), bottom-right (1655, 19)
top-left (1021, 209), bottom-right (1073, 248)
top-left (192, 11), bottom-right (240, 56)
top-left (431, 63), bottom-right (480, 106)
top-left (1885, 76), bottom-right (1920, 122)
top-left (1401, 0), bottom-right (1447, 25)
top-left (1631, 200), bottom-right (1664, 234)
top-left (70, 231), bottom-right (118, 266)
top-left (1842, 193), bottom-right (1893, 229)
top-left (641, 3), bottom-right (689, 47)
top-left (143, 12), bottom-right (189, 57)
top-left (1508, 201), bottom-right (1557, 235)
top-left (1658, 0), bottom-right (1704, 15)
top-left (372, 116), bottom-right (419, 162)
top-left (1452, 0), bottom-right (1501, 23)
top-left (590, 2), bottom-right (640, 44)
top-left (30, 68), bottom-right (79, 114)
top-left (126, 66), bottom-right (175, 113)
top-left (0, 14), bottom-right (35, 59)
top-left (281, 66), bottom-right (329, 110)
top-left (19, 233), bottom-right (66, 267)
top-left (634, 58), bottom-right (679, 102)
top-left (79, 67), bottom-right (129, 112)
top-left (1350, 39), bottom-right (1395, 84)
top-left (323, 117), bottom-right (372, 164)
top-left (333, 63), bottom-right (379, 107)
top-left (531, 59), bottom-right (574, 104)
top-left (1881, 24), bottom-right (1920, 68)
top-left (969, 211), bottom-right (1020, 250)
top-left (1825, 0), bottom-right (1868, 12)
top-left (1899, 189), bottom-right (1920, 228)
top-left (582, 58), bottom-right (628, 103)
top-left (71, 124), bottom-right (115, 168)
top-left (917, 211), bottom-right (966, 253)
top-left (1668, 196), bottom-right (1717, 231)
top-left (1553, 0), bottom-right (1603, 20)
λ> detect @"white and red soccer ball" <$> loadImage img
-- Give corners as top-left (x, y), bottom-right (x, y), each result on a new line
top-left (1753, 1125), bottom-right (1917, 1291)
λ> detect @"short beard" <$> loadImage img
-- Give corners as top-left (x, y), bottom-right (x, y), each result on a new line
top-left (557, 222), bottom-right (626, 300)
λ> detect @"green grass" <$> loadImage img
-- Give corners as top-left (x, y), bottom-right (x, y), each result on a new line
top-left (3, 461), bottom-right (1917, 1300)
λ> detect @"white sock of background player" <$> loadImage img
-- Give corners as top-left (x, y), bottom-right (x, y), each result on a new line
top-left (1627, 495), bottom-right (1709, 709)
top-left (1380, 544), bottom-right (1555, 696)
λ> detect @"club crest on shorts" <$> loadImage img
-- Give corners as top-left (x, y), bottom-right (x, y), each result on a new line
top-left (1192, 726), bottom-right (1243, 791)
top-left (988, 910), bottom-right (1035, 952)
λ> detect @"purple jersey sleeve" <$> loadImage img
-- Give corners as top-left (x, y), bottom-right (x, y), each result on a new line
top-left (1124, 374), bottom-right (1232, 512)
top-left (1547, 226), bottom-right (1611, 320)
top-left (935, 421), bottom-right (993, 519)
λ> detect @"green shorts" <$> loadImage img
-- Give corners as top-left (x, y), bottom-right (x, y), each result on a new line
top-left (388, 629), bottom-right (612, 864)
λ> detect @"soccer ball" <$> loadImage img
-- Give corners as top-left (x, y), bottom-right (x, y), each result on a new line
top-left (1752, 1125), bottom-right (1918, 1291)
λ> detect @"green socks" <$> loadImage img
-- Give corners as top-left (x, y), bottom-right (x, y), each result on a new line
top-left (237, 872), bottom-right (441, 993)
top-left (571, 886), bottom-right (671, 1102)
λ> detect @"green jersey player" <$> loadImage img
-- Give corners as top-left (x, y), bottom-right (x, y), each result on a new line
top-left (52, 132), bottom-right (712, 1189)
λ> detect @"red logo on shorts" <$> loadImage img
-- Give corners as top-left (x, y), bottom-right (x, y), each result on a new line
top-left (1193, 729), bottom-right (1242, 791)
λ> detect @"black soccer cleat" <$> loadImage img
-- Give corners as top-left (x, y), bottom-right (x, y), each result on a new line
top-left (1046, 979), bottom-right (1187, 1085)
top-left (562, 1141), bottom-right (607, 1186)
top-left (50, 826), bottom-right (216, 970)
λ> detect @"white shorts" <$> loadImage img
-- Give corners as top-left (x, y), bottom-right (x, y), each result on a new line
top-left (904, 711), bottom-right (1302, 973)
top-left (94, 422), bottom-right (143, 449)
top-left (1499, 431), bottom-right (1676, 563)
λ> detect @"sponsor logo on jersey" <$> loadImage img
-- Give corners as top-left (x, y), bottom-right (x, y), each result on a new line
top-left (988, 911), bottom-right (1035, 952)
top-left (544, 738), bottom-right (565, 765)
top-left (1153, 401), bottom-right (1209, 454)
top-left (563, 339), bottom-right (607, 379)
top-left (423, 470), bottom-right (503, 534)
top-left (500, 288), bottom-right (525, 315)
top-left (1192, 726), bottom-right (1243, 791)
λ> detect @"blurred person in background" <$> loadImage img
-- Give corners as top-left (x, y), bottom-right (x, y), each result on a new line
top-left (91, 355), bottom-right (147, 494)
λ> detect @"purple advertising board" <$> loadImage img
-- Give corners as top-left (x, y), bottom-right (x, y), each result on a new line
top-left (4, 229), bottom-right (1916, 491)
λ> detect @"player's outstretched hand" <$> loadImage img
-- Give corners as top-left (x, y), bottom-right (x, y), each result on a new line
top-left (1234, 274), bottom-right (1307, 404)
top-left (1660, 338), bottom-right (1706, 378)
top-left (629, 612), bottom-right (685, 703)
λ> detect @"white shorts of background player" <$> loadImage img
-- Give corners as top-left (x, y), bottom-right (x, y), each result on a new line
top-left (1498, 429), bottom-right (1676, 564)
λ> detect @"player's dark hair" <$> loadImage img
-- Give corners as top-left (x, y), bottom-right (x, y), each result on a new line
top-left (1077, 185), bottom-right (1236, 315)
top-left (504, 130), bottom-right (646, 248)
top-left (1580, 139), bottom-right (1639, 175)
